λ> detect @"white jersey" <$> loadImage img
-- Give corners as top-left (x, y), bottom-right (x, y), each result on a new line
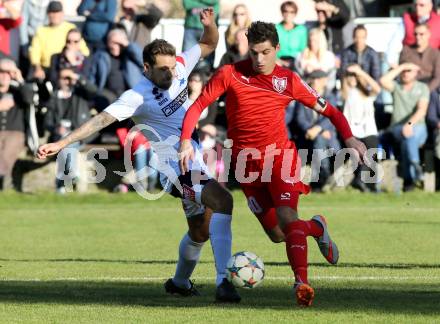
top-left (104, 44), bottom-right (209, 194)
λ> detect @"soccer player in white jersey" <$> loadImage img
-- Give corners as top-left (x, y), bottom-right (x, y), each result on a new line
top-left (36, 8), bottom-right (241, 303)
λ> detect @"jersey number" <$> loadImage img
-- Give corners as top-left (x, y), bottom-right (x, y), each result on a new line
top-left (247, 196), bottom-right (263, 214)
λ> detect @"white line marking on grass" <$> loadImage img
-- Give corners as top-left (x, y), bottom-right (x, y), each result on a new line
top-left (1, 276), bottom-right (439, 282)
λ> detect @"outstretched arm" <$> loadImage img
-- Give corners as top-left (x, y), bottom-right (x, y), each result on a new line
top-left (317, 101), bottom-right (367, 160)
top-left (291, 72), bottom-right (367, 161)
top-left (36, 112), bottom-right (116, 159)
top-left (179, 65), bottom-right (231, 172)
top-left (198, 8), bottom-right (219, 59)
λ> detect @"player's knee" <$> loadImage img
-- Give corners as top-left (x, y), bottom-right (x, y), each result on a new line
top-left (276, 206), bottom-right (299, 229)
top-left (189, 228), bottom-right (210, 243)
top-left (212, 190), bottom-right (233, 214)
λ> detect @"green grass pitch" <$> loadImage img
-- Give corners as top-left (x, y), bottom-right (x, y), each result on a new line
top-left (0, 190), bottom-right (439, 323)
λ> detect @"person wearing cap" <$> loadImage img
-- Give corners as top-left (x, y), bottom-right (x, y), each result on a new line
top-left (341, 63), bottom-right (381, 192)
top-left (0, 58), bottom-right (33, 191)
top-left (29, 1), bottom-right (89, 81)
top-left (293, 69), bottom-right (341, 192)
top-left (380, 62), bottom-right (430, 191)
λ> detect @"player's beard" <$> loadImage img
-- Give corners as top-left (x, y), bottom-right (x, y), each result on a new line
top-left (155, 70), bottom-right (173, 90)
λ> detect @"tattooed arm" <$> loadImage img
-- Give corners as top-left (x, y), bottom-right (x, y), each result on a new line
top-left (36, 111), bottom-right (117, 159)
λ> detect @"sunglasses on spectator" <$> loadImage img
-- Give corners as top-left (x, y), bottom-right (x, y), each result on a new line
top-left (189, 78), bottom-right (202, 82)
top-left (282, 10), bottom-right (296, 14)
top-left (60, 76), bottom-right (74, 80)
top-left (233, 12), bottom-right (246, 17)
top-left (67, 39), bottom-right (80, 44)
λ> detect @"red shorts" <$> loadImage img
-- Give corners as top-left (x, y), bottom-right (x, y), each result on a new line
top-left (236, 141), bottom-right (310, 231)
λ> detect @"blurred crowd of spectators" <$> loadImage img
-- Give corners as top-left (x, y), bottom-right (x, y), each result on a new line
top-left (1, 0), bottom-right (440, 194)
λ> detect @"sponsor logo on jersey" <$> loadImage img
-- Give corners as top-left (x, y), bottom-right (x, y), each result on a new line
top-left (241, 75), bottom-right (250, 83)
top-left (153, 87), bottom-right (163, 100)
top-left (153, 87), bottom-right (169, 106)
top-left (272, 76), bottom-right (287, 93)
top-left (161, 87), bottom-right (188, 117)
top-left (280, 192), bottom-right (291, 200)
top-left (182, 184), bottom-right (195, 201)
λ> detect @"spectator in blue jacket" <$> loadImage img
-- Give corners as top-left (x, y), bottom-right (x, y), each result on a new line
top-left (427, 88), bottom-right (440, 160)
top-left (341, 24), bottom-right (381, 80)
top-left (88, 28), bottom-right (143, 109)
top-left (77, 0), bottom-right (118, 52)
top-left (294, 70), bottom-right (341, 191)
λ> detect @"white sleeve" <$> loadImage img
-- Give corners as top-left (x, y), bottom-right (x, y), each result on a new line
top-left (104, 89), bottom-right (144, 121)
top-left (177, 44), bottom-right (202, 76)
top-left (386, 21), bottom-right (404, 66)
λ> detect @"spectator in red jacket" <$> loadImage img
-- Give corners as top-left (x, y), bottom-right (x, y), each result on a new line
top-left (403, 0), bottom-right (440, 49)
top-left (0, 0), bottom-right (21, 57)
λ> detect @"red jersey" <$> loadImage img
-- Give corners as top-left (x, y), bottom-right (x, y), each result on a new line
top-left (181, 59), bottom-right (352, 155)
top-left (0, 16), bottom-right (21, 56)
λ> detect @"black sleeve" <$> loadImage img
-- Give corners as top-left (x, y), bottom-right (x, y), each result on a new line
top-left (19, 83), bottom-right (34, 106)
top-left (48, 54), bottom-right (60, 87)
top-left (427, 90), bottom-right (440, 129)
top-left (135, 4), bottom-right (163, 29)
top-left (10, 83), bottom-right (33, 108)
top-left (327, 0), bottom-right (350, 28)
top-left (75, 76), bottom-right (98, 100)
top-left (44, 96), bottom-right (57, 132)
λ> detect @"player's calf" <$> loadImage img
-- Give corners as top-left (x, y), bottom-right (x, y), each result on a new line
top-left (265, 227), bottom-right (285, 243)
top-left (187, 210), bottom-right (211, 243)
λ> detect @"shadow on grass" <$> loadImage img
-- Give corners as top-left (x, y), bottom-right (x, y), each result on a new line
top-left (1, 258), bottom-right (440, 269)
top-left (0, 280), bottom-right (438, 313)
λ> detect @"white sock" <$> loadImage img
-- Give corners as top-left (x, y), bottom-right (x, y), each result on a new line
top-left (209, 213), bottom-right (232, 286)
top-left (173, 233), bottom-right (204, 289)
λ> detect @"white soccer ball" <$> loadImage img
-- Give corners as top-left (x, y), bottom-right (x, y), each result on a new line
top-left (226, 251), bottom-right (265, 288)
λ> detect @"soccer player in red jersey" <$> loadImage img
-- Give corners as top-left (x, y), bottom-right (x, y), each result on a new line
top-left (179, 21), bottom-right (367, 306)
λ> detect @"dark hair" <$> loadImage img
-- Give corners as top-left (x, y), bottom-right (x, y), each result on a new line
top-left (415, 22), bottom-right (430, 30)
top-left (143, 39), bottom-right (176, 66)
top-left (246, 21), bottom-right (279, 47)
top-left (280, 1), bottom-right (298, 13)
top-left (67, 28), bottom-right (81, 37)
top-left (353, 24), bottom-right (367, 37)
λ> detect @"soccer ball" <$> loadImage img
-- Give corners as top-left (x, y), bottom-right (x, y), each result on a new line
top-left (226, 251), bottom-right (265, 288)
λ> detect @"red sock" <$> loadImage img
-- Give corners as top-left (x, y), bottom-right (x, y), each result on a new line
top-left (283, 220), bottom-right (309, 284)
top-left (305, 219), bottom-right (323, 238)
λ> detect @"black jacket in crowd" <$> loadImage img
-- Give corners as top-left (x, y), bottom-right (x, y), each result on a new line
top-left (0, 82), bottom-right (33, 133)
top-left (45, 77), bottom-right (98, 142)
